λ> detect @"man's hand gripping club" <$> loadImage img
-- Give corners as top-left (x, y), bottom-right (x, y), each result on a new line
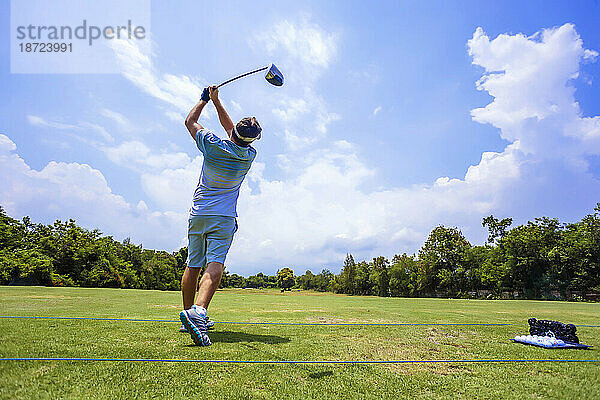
top-left (185, 86), bottom-right (235, 140)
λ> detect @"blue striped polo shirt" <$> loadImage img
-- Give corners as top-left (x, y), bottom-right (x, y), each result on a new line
top-left (191, 129), bottom-right (256, 217)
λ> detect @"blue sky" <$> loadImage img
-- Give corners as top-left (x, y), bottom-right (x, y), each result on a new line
top-left (1, 1), bottom-right (599, 275)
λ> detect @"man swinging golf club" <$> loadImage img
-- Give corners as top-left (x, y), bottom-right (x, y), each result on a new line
top-left (179, 85), bottom-right (261, 346)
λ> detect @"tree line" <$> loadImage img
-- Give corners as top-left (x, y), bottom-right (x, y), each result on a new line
top-left (1, 204), bottom-right (599, 300)
top-left (0, 208), bottom-right (186, 290)
top-left (305, 205), bottom-right (600, 300)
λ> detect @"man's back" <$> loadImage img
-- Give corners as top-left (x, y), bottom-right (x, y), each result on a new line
top-left (181, 85), bottom-right (263, 347)
top-left (191, 129), bottom-right (256, 217)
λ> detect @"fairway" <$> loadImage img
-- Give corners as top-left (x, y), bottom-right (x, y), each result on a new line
top-left (0, 287), bottom-right (598, 399)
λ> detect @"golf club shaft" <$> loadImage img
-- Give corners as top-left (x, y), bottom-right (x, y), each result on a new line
top-left (217, 66), bottom-right (269, 88)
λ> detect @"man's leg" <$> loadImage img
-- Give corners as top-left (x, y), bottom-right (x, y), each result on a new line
top-left (195, 261), bottom-right (223, 309)
top-left (180, 265), bottom-right (213, 347)
top-left (181, 266), bottom-right (201, 310)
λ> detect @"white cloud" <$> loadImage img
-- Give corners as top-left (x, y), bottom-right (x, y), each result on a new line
top-left (255, 15), bottom-right (338, 90)
top-left (100, 108), bottom-right (133, 132)
top-left (255, 17), bottom-right (341, 151)
top-left (0, 134), bottom-right (186, 250)
top-left (109, 38), bottom-right (212, 120)
top-left (228, 142), bottom-right (522, 270)
top-left (315, 108), bottom-right (341, 134)
top-left (164, 110), bottom-right (184, 123)
top-left (103, 140), bottom-right (191, 171)
top-left (223, 23), bottom-right (600, 273)
top-left (27, 115), bottom-right (114, 143)
top-left (140, 156), bottom-right (203, 211)
top-left (348, 63), bottom-right (381, 85)
top-left (270, 90), bottom-right (340, 150)
top-left (583, 49), bottom-right (599, 61)
top-left (230, 100), bottom-right (242, 112)
top-left (27, 115), bottom-right (77, 130)
top-left (259, 18), bottom-right (337, 69)
top-left (0, 135), bottom-right (17, 151)
top-left (79, 122), bottom-right (115, 143)
top-left (272, 98), bottom-right (309, 122)
top-left (468, 23), bottom-right (600, 162)
top-left (283, 129), bottom-right (317, 151)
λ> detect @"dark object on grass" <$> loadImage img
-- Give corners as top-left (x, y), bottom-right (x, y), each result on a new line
top-left (528, 318), bottom-right (579, 343)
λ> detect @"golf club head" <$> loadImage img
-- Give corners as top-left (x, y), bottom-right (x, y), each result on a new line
top-left (265, 63), bottom-right (284, 86)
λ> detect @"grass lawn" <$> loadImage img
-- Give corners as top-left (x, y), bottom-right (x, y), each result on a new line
top-left (0, 286), bottom-right (598, 399)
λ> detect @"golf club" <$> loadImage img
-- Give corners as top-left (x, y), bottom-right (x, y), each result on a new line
top-left (216, 63), bottom-right (284, 88)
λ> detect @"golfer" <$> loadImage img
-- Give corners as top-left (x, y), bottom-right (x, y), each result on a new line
top-left (179, 86), bottom-right (261, 346)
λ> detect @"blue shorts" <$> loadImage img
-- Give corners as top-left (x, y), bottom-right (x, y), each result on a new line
top-left (187, 215), bottom-right (238, 268)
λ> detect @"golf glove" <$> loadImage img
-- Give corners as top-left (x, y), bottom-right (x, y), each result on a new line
top-left (201, 87), bottom-right (210, 102)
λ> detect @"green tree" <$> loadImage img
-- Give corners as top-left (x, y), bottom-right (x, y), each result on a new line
top-left (499, 217), bottom-right (562, 298)
top-left (469, 245), bottom-right (505, 294)
top-left (553, 204), bottom-right (600, 292)
top-left (389, 254), bottom-right (418, 297)
top-left (219, 266), bottom-right (230, 288)
top-left (0, 249), bottom-right (53, 285)
top-left (0, 206), bottom-right (25, 250)
top-left (80, 257), bottom-right (124, 288)
top-left (297, 270), bottom-right (315, 290)
top-left (137, 250), bottom-right (180, 290)
top-left (276, 267), bottom-right (295, 290)
top-left (4, 202), bottom-right (600, 300)
top-left (312, 269), bottom-right (334, 292)
top-left (228, 274), bottom-right (246, 288)
top-left (336, 254), bottom-right (356, 294)
top-left (482, 215), bottom-right (513, 244)
top-left (369, 256), bottom-right (389, 297)
top-left (118, 238), bottom-right (145, 276)
top-left (246, 273), bottom-right (265, 288)
top-left (418, 226), bottom-right (471, 296)
top-left (354, 261), bottom-right (372, 295)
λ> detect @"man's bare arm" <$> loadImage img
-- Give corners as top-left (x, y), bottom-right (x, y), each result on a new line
top-left (185, 99), bottom-right (208, 140)
top-left (209, 86), bottom-right (235, 139)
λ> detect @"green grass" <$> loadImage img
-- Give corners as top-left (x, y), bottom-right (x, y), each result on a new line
top-left (0, 286), bottom-right (598, 399)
